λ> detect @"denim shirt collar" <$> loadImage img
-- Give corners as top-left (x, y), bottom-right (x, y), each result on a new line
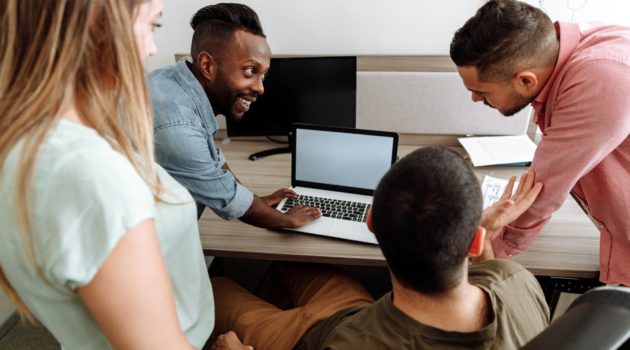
top-left (173, 59), bottom-right (218, 133)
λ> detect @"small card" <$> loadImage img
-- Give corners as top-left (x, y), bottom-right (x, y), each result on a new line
top-left (481, 175), bottom-right (519, 209)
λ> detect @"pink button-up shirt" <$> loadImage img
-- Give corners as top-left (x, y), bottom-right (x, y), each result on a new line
top-left (491, 22), bottom-right (630, 285)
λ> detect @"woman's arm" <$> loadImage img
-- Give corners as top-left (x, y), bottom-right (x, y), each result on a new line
top-left (77, 219), bottom-right (194, 350)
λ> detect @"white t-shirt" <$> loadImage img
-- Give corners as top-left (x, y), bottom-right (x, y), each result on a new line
top-left (0, 119), bottom-right (213, 349)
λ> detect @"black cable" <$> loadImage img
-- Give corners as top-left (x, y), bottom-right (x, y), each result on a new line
top-left (266, 135), bottom-right (289, 144)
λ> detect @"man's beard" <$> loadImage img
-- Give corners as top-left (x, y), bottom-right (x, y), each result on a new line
top-left (497, 90), bottom-right (536, 117)
top-left (208, 75), bottom-right (241, 121)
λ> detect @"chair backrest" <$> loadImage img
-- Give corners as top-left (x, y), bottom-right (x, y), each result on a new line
top-left (522, 286), bottom-right (630, 350)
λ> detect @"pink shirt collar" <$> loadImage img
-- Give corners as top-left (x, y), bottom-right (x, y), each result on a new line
top-left (532, 22), bottom-right (581, 121)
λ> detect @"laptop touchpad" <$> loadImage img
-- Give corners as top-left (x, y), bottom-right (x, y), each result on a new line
top-left (330, 221), bottom-right (377, 244)
top-left (295, 217), bottom-right (333, 234)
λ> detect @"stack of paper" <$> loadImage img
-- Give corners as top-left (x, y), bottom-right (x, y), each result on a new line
top-left (458, 135), bottom-right (537, 167)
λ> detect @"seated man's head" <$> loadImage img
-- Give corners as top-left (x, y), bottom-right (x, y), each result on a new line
top-left (369, 147), bottom-right (483, 294)
top-left (190, 3), bottom-right (270, 120)
top-left (450, 0), bottom-right (558, 117)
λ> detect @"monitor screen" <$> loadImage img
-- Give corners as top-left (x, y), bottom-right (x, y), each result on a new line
top-left (226, 56), bottom-right (357, 137)
top-left (293, 126), bottom-right (397, 193)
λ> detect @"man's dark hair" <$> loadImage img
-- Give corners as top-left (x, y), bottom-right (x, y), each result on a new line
top-left (372, 147), bottom-right (482, 295)
top-left (190, 3), bottom-right (266, 63)
top-left (450, 0), bottom-right (557, 82)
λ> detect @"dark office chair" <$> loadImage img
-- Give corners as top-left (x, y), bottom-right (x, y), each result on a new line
top-left (522, 286), bottom-right (630, 350)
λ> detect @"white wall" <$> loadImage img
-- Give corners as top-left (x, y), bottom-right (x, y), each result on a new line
top-left (147, 0), bottom-right (630, 72)
top-left (147, 0), bottom-right (488, 71)
top-left (532, 0), bottom-right (630, 24)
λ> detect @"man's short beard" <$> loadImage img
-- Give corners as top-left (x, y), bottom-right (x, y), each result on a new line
top-left (500, 90), bottom-right (536, 117)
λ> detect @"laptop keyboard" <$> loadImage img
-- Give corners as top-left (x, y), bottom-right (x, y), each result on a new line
top-left (280, 195), bottom-right (371, 222)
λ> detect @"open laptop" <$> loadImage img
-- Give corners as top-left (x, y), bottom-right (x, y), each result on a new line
top-left (276, 124), bottom-right (398, 244)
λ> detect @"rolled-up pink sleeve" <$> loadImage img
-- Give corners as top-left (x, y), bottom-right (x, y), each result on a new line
top-left (492, 60), bottom-right (630, 258)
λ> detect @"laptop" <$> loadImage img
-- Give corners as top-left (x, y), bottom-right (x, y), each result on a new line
top-left (276, 124), bottom-right (398, 244)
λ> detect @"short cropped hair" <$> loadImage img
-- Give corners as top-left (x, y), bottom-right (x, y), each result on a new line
top-left (190, 3), bottom-right (266, 63)
top-left (372, 147), bottom-right (482, 295)
top-left (450, 0), bottom-right (557, 82)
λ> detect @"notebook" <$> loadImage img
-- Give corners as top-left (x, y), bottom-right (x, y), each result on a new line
top-left (276, 123), bottom-right (398, 244)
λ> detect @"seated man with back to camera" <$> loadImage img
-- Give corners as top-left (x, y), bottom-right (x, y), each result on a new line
top-left (148, 3), bottom-right (319, 227)
top-left (211, 147), bottom-right (550, 350)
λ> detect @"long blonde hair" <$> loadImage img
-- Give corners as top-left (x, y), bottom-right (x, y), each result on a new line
top-left (0, 0), bottom-right (158, 319)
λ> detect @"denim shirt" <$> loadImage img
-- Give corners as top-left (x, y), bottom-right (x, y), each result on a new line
top-left (148, 59), bottom-right (253, 220)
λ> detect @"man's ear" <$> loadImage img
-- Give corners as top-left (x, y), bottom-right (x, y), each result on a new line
top-left (468, 226), bottom-right (486, 257)
top-left (512, 70), bottom-right (539, 95)
top-left (196, 51), bottom-right (217, 82)
top-left (366, 208), bottom-right (374, 232)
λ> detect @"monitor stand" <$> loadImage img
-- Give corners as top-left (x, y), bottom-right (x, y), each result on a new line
top-left (248, 146), bottom-right (291, 161)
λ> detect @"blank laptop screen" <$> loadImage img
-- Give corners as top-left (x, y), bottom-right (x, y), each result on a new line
top-left (294, 128), bottom-right (395, 191)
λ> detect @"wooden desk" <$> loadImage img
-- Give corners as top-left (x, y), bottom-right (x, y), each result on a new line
top-left (199, 140), bottom-right (600, 279)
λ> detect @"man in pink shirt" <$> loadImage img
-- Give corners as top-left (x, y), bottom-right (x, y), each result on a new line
top-left (450, 0), bottom-right (630, 285)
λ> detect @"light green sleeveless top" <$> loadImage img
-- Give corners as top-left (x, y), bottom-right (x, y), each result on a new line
top-left (0, 119), bottom-right (213, 349)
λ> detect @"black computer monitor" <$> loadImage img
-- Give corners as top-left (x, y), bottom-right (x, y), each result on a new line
top-left (226, 56), bottom-right (357, 139)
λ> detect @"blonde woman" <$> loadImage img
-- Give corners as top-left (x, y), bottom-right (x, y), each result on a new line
top-left (0, 0), bottom-right (218, 348)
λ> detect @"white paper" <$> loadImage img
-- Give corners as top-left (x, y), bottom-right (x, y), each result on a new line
top-left (481, 175), bottom-right (519, 209)
top-left (458, 135), bottom-right (537, 167)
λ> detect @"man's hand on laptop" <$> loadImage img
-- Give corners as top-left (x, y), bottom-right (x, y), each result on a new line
top-left (261, 188), bottom-right (297, 207)
top-left (285, 205), bottom-right (322, 228)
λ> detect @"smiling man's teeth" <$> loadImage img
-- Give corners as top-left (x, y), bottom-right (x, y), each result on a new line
top-left (240, 98), bottom-right (251, 107)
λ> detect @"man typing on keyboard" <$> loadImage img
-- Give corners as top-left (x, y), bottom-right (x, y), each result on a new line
top-left (148, 4), bottom-right (319, 228)
top-left (211, 146), bottom-right (549, 350)
top-left (281, 196), bottom-right (370, 222)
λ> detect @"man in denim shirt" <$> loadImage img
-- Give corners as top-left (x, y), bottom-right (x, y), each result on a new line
top-left (148, 3), bottom-right (319, 228)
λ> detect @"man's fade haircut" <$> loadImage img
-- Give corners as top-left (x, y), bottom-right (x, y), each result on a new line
top-left (450, 0), bottom-right (557, 82)
top-left (190, 3), bottom-right (266, 63)
top-left (372, 147), bottom-right (482, 295)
